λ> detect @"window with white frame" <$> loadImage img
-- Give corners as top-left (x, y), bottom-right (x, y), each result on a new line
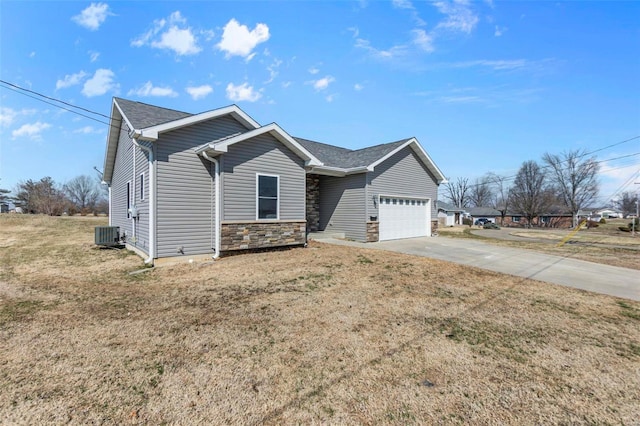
top-left (257, 174), bottom-right (279, 219)
top-left (512, 216), bottom-right (520, 222)
top-left (139, 173), bottom-right (145, 201)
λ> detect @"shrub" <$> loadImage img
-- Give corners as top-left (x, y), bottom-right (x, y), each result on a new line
top-left (599, 218), bottom-right (606, 224)
top-left (586, 221), bottom-right (599, 229)
top-left (462, 218), bottom-right (473, 226)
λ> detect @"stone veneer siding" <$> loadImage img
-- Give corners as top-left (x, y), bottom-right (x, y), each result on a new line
top-left (305, 174), bottom-right (320, 232)
top-left (366, 221), bottom-right (379, 242)
top-left (220, 221), bottom-right (306, 251)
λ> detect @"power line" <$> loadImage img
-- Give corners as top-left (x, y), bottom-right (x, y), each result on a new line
top-left (0, 82), bottom-right (113, 127)
top-left (0, 79), bottom-right (111, 120)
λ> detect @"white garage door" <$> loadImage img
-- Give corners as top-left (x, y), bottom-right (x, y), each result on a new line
top-left (379, 196), bottom-right (430, 241)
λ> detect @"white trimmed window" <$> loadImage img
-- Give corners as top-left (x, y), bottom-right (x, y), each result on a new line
top-left (139, 173), bottom-right (145, 201)
top-left (512, 216), bottom-right (520, 222)
top-left (256, 174), bottom-right (279, 219)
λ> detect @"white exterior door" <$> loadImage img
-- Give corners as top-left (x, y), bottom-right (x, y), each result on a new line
top-left (378, 196), bottom-right (430, 241)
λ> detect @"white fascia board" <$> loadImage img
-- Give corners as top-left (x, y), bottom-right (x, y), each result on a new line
top-left (103, 100), bottom-right (128, 184)
top-left (200, 123), bottom-right (322, 166)
top-left (308, 165), bottom-right (369, 176)
top-left (140, 105), bottom-right (260, 138)
top-left (367, 138), bottom-right (447, 183)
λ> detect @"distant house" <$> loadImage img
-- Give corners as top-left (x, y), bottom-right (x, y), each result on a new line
top-left (468, 207), bottom-right (501, 224)
top-left (103, 98), bottom-right (446, 263)
top-left (0, 203), bottom-right (8, 214)
top-left (437, 201), bottom-right (466, 226)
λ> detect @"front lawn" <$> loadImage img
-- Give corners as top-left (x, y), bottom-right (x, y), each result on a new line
top-left (1, 215), bottom-right (638, 424)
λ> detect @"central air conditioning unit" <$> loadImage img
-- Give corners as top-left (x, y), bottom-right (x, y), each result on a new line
top-left (95, 226), bottom-right (121, 247)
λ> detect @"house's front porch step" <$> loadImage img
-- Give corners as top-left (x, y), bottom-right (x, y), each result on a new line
top-left (307, 231), bottom-right (345, 241)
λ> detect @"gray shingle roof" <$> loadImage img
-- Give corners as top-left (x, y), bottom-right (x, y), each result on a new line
top-left (437, 201), bottom-right (466, 212)
top-left (114, 97), bottom-right (416, 169)
top-left (468, 207), bottom-right (502, 217)
top-left (115, 97), bottom-right (192, 129)
top-left (295, 137), bottom-right (411, 169)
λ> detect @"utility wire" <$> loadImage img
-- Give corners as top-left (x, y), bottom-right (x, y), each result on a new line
top-left (0, 79), bottom-right (111, 120)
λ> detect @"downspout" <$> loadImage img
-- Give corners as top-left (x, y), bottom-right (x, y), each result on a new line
top-left (131, 138), bottom-right (136, 244)
top-left (132, 137), bottom-right (155, 264)
top-left (201, 151), bottom-right (220, 259)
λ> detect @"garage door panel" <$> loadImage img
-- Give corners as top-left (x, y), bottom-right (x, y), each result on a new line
top-left (379, 197), bottom-right (430, 241)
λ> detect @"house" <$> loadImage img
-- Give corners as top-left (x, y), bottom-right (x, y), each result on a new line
top-left (103, 98), bottom-right (446, 263)
top-left (437, 201), bottom-right (466, 226)
top-left (468, 207), bottom-right (501, 224)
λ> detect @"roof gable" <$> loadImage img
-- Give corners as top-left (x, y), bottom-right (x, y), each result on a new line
top-left (114, 97), bottom-right (192, 129)
top-left (196, 123), bottom-right (322, 167)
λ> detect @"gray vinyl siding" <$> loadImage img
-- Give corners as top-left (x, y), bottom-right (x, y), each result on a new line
top-left (222, 134), bottom-right (305, 221)
top-left (155, 116), bottom-right (248, 258)
top-left (108, 123), bottom-right (151, 255)
top-left (132, 141), bottom-right (150, 253)
top-left (367, 146), bottom-right (439, 219)
top-left (109, 123), bottom-right (136, 247)
top-left (319, 174), bottom-right (367, 241)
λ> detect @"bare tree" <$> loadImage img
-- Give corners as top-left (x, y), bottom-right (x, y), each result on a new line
top-left (542, 149), bottom-right (599, 227)
top-left (64, 175), bottom-right (99, 214)
top-left (487, 173), bottom-right (511, 225)
top-left (468, 175), bottom-right (494, 208)
top-left (14, 177), bottom-right (68, 215)
top-left (443, 177), bottom-right (470, 208)
top-left (509, 161), bottom-right (551, 227)
top-left (612, 191), bottom-right (638, 217)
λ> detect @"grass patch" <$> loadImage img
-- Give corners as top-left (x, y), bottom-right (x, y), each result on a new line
top-left (0, 215), bottom-right (639, 424)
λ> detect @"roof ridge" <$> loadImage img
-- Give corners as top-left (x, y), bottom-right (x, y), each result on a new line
top-left (114, 97), bottom-right (192, 116)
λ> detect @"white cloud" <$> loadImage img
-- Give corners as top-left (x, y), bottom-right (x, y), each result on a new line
top-left (186, 84), bottom-right (213, 100)
top-left (217, 19), bottom-right (270, 59)
top-left (265, 59), bottom-right (282, 84)
top-left (72, 3), bottom-right (111, 31)
top-left (152, 25), bottom-right (201, 55)
top-left (0, 107), bottom-right (17, 126)
top-left (281, 81), bottom-right (292, 89)
top-left (312, 76), bottom-right (335, 91)
top-left (412, 29), bottom-right (435, 52)
top-left (494, 26), bottom-right (507, 37)
top-left (451, 59), bottom-right (527, 70)
top-left (226, 82), bottom-right (262, 102)
top-left (433, 0), bottom-right (479, 34)
top-left (82, 69), bottom-right (118, 97)
top-left (354, 83), bottom-right (364, 91)
top-left (325, 94), bottom-right (337, 102)
top-left (12, 121), bottom-right (51, 140)
top-left (88, 50), bottom-right (100, 62)
top-left (128, 81), bottom-right (178, 98)
top-left (56, 71), bottom-right (88, 90)
top-left (355, 38), bottom-right (407, 59)
top-left (308, 67), bottom-right (320, 75)
top-left (29, 51), bottom-right (35, 58)
top-left (132, 11), bottom-right (201, 56)
top-left (392, 0), bottom-right (414, 9)
top-left (73, 126), bottom-right (102, 134)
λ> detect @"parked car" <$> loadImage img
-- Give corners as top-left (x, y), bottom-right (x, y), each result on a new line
top-left (483, 222), bottom-right (500, 230)
top-left (474, 218), bottom-right (490, 225)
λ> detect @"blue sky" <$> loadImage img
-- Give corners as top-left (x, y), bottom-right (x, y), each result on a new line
top-left (1, 0), bottom-right (639, 204)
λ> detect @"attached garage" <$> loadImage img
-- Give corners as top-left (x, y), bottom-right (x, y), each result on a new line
top-left (378, 196), bottom-right (431, 241)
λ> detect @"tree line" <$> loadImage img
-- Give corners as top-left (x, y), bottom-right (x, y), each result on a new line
top-left (443, 149), bottom-right (636, 227)
top-left (0, 175), bottom-right (108, 216)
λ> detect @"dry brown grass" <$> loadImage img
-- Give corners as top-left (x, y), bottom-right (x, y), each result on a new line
top-left (439, 225), bottom-right (640, 270)
top-left (1, 215), bottom-right (639, 425)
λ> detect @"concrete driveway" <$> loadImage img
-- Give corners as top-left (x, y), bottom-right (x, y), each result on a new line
top-left (313, 236), bottom-right (639, 301)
